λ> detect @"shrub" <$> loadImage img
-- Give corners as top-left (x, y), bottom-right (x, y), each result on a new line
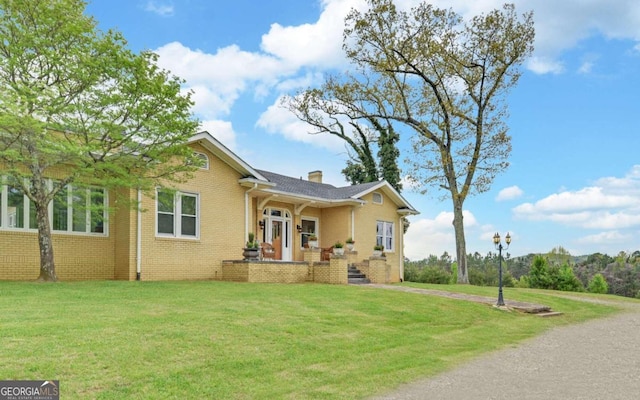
top-left (450, 262), bottom-right (458, 284)
top-left (418, 266), bottom-right (451, 284)
top-left (587, 273), bottom-right (609, 294)
top-left (528, 255), bottom-right (551, 289)
top-left (404, 263), bottom-right (420, 282)
top-left (514, 275), bottom-right (530, 288)
top-left (555, 264), bottom-right (584, 292)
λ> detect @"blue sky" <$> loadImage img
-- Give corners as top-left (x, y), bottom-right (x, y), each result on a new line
top-left (86, 0), bottom-right (640, 259)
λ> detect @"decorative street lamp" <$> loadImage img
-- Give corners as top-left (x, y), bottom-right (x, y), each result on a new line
top-left (492, 232), bottom-right (512, 307)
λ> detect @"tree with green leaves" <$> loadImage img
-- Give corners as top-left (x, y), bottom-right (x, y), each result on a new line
top-left (286, 0), bottom-right (534, 283)
top-left (587, 273), bottom-right (609, 294)
top-left (283, 90), bottom-right (402, 190)
top-left (377, 122), bottom-right (402, 192)
top-left (0, 0), bottom-right (199, 281)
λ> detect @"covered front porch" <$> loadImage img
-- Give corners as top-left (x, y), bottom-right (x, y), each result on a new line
top-left (221, 249), bottom-right (391, 285)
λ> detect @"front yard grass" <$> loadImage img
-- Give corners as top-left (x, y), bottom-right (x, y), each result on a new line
top-left (0, 281), bottom-right (622, 399)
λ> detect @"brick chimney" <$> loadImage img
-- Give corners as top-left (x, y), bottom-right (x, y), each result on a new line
top-left (308, 170), bottom-right (323, 183)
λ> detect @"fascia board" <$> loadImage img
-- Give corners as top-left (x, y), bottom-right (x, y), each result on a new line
top-left (189, 131), bottom-right (268, 181)
top-left (260, 188), bottom-right (365, 206)
top-left (350, 181), bottom-right (418, 213)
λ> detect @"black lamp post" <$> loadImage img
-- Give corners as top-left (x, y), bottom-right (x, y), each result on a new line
top-left (493, 232), bottom-right (511, 307)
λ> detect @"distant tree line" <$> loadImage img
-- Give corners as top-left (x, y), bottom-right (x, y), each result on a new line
top-left (404, 247), bottom-right (640, 298)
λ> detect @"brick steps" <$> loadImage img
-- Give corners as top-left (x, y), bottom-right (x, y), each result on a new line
top-left (348, 265), bottom-right (370, 284)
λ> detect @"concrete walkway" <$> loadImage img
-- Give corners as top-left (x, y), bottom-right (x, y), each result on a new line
top-left (367, 284), bottom-right (553, 314)
top-left (367, 288), bottom-right (640, 400)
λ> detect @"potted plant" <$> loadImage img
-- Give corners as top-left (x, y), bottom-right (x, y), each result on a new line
top-left (242, 232), bottom-right (260, 261)
top-left (308, 234), bottom-right (318, 249)
top-left (333, 241), bottom-right (345, 256)
top-left (373, 244), bottom-right (384, 257)
top-left (345, 237), bottom-right (355, 251)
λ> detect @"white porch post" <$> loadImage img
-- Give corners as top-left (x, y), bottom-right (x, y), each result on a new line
top-left (245, 184), bottom-right (258, 242)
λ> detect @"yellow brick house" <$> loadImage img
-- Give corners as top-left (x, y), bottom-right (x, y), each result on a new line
top-left (0, 131), bottom-right (418, 283)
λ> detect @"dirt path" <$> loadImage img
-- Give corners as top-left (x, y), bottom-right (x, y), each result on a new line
top-left (369, 303), bottom-right (640, 400)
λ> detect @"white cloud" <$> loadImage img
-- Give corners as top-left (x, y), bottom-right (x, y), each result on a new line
top-left (199, 120), bottom-right (237, 151)
top-left (514, 186), bottom-right (637, 214)
top-left (578, 61), bottom-right (594, 74)
top-left (255, 98), bottom-right (346, 152)
top-left (154, 42), bottom-right (298, 119)
top-left (527, 56), bottom-right (564, 75)
top-left (151, 0), bottom-right (640, 153)
top-left (496, 185), bottom-right (524, 201)
top-left (513, 166), bottom-right (640, 229)
top-left (260, 0), bottom-right (355, 69)
top-left (400, 175), bottom-right (422, 191)
top-left (406, 0), bottom-right (640, 75)
top-left (404, 210), bottom-right (478, 260)
top-left (575, 230), bottom-right (630, 245)
top-left (143, 1), bottom-right (174, 17)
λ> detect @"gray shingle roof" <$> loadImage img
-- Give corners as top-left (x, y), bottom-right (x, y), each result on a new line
top-left (255, 169), bottom-right (382, 201)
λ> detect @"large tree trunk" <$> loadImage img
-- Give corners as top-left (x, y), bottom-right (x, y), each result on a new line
top-left (31, 178), bottom-right (58, 282)
top-left (452, 199), bottom-right (469, 284)
top-left (34, 194), bottom-right (57, 282)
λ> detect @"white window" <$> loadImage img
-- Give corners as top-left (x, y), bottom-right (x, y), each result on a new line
top-left (193, 152), bottom-right (209, 170)
top-left (372, 192), bottom-right (383, 204)
top-left (376, 221), bottom-right (394, 252)
top-left (70, 187), bottom-right (106, 233)
top-left (156, 189), bottom-right (199, 238)
top-left (300, 217), bottom-right (318, 248)
top-left (0, 179), bottom-right (107, 235)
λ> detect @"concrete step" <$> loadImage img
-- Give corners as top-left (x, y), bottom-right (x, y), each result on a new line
top-left (348, 264), bottom-right (370, 284)
top-left (535, 311), bottom-right (564, 317)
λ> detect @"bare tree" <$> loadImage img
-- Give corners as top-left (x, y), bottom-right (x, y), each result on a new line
top-left (287, 0), bottom-right (534, 283)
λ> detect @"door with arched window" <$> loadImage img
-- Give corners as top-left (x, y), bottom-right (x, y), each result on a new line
top-left (262, 208), bottom-right (292, 261)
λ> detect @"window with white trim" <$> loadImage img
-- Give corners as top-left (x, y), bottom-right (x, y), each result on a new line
top-left (70, 186), bottom-right (106, 233)
top-left (156, 189), bottom-right (199, 238)
top-left (194, 152), bottom-right (209, 170)
top-left (300, 217), bottom-right (318, 248)
top-left (376, 220), bottom-right (394, 252)
top-left (372, 192), bottom-right (383, 204)
top-left (0, 179), bottom-right (107, 234)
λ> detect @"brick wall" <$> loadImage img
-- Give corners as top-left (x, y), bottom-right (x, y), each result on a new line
top-left (314, 256), bottom-right (347, 284)
top-left (353, 191), bottom-right (403, 283)
top-left (366, 257), bottom-right (390, 284)
top-left (222, 260), bottom-right (309, 283)
top-left (320, 206), bottom-right (351, 249)
top-left (0, 230), bottom-right (116, 281)
top-left (136, 143), bottom-right (245, 281)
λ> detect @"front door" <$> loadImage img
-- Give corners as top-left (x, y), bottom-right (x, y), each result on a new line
top-left (263, 208), bottom-right (292, 261)
top-left (271, 219), bottom-right (283, 260)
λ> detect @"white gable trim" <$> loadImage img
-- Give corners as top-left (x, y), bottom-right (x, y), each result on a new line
top-left (351, 181), bottom-right (419, 215)
top-left (188, 131), bottom-right (268, 181)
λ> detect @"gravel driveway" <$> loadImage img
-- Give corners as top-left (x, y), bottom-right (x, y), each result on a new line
top-left (370, 302), bottom-right (640, 400)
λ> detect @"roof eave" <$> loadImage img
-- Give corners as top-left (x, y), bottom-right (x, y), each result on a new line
top-left (260, 188), bottom-right (365, 207)
top-left (189, 131), bottom-right (268, 181)
top-left (239, 178), bottom-right (276, 188)
top-left (349, 181), bottom-right (418, 212)
top-left (398, 207), bottom-right (420, 216)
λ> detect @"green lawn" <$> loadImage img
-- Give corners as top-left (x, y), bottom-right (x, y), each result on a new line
top-left (0, 281), bottom-right (626, 399)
